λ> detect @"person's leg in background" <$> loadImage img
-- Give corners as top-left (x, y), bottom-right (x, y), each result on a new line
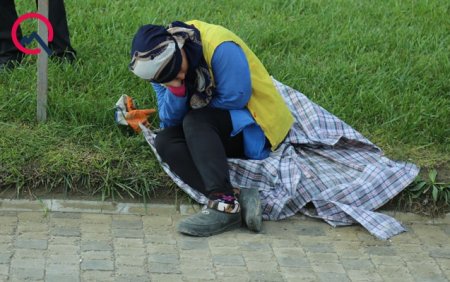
top-left (0, 0), bottom-right (24, 70)
top-left (154, 107), bottom-right (245, 236)
top-left (46, 0), bottom-right (76, 61)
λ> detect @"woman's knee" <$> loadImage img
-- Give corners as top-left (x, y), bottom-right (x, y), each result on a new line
top-left (183, 108), bottom-right (230, 133)
top-left (154, 127), bottom-right (181, 161)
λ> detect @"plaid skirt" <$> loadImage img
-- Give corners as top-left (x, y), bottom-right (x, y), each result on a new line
top-left (141, 79), bottom-right (419, 240)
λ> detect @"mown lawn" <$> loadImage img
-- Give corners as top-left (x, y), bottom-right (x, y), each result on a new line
top-left (1, 0), bottom-right (449, 202)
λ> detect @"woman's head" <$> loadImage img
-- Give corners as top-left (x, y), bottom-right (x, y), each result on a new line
top-left (129, 24), bottom-right (186, 84)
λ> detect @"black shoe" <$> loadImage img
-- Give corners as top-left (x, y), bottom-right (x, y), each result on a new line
top-left (177, 207), bottom-right (241, 237)
top-left (239, 188), bottom-right (262, 232)
top-left (51, 49), bottom-right (77, 64)
top-left (0, 53), bottom-right (24, 71)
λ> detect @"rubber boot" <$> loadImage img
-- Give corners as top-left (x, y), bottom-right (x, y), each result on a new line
top-left (239, 188), bottom-right (262, 232)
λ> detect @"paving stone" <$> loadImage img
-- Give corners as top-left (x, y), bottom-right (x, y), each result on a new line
top-left (347, 269), bottom-right (383, 281)
top-left (272, 247), bottom-right (305, 256)
top-left (295, 224), bottom-right (327, 236)
top-left (51, 227), bottom-right (81, 237)
top-left (179, 237), bottom-right (209, 250)
top-left (48, 244), bottom-right (79, 254)
top-left (238, 241), bottom-right (272, 252)
top-left (46, 274), bottom-right (80, 282)
top-left (429, 248), bottom-right (450, 259)
top-left (412, 225), bottom-right (450, 245)
top-left (81, 259), bottom-right (114, 271)
top-left (148, 254), bottom-right (179, 264)
top-left (17, 231), bottom-right (48, 240)
top-left (82, 250), bottom-right (113, 260)
top-left (49, 236), bottom-right (80, 245)
top-left (0, 226), bottom-right (15, 235)
top-left (51, 212), bottom-right (81, 219)
top-left (145, 235), bottom-right (177, 245)
top-left (249, 271), bottom-right (284, 282)
top-left (46, 254), bottom-right (81, 265)
top-left (150, 274), bottom-right (183, 282)
top-left (10, 258), bottom-right (44, 270)
top-left (435, 258), bottom-right (450, 270)
top-left (0, 264), bottom-right (9, 275)
top-left (142, 215), bottom-right (173, 226)
top-left (115, 275), bottom-right (150, 282)
top-left (113, 238), bottom-right (145, 248)
top-left (0, 252), bottom-right (12, 264)
top-left (370, 255), bottom-right (405, 266)
top-left (0, 211), bottom-right (17, 216)
top-left (270, 238), bottom-right (301, 248)
top-left (113, 228), bottom-right (144, 238)
top-left (212, 255), bottom-right (245, 266)
top-left (302, 242), bottom-right (334, 253)
top-left (17, 222), bottom-right (48, 233)
top-left (147, 244), bottom-right (178, 254)
top-left (81, 270), bottom-right (114, 281)
top-left (148, 262), bottom-right (181, 274)
top-left (442, 225), bottom-right (450, 236)
top-left (307, 252), bottom-right (339, 263)
top-left (115, 255), bottom-right (146, 266)
top-left (276, 256), bottom-right (310, 268)
top-left (0, 235), bottom-right (13, 244)
top-left (115, 265), bottom-right (147, 276)
top-left (246, 261), bottom-right (278, 272)
top-left (112, 220), bottom-right (143, 229)
top-left (341, 258), bottom-right (375, 270)
top-left (182, 269), bottom-right (216, 280)
top-left (10, 268), bottom-right (45, 280)
top-left (280, 267), bottom-right (318, 282)
top-left (17, 212), bottom-right (47, 222)
top-left (81, 232), bottom-right (111, 241)
top-left (215, 265), bottom-right (249, 278)
top-left (14, 239), bottom-right (47, 250)
top-left (209, 245), bottom-right (242, 255)
top-left (46, 263), bottom-right (80, 275)
top-left (311, 262), bottom-right (346, 273)
top-left (81, 240), bottom-right (112, 251)
top-left (242, 251), bottom-right (275, 262)
top-left (365, 246), bottom-right (397, 256)
top-left (14, 249), bottom-right (46, 258)
top-left (115, 247), bottom-right (146, 256)
top-left (80, 224), bottom-right (111, 234)
top-left (407, 261), bottom-right (447, 281)
top-left (377, 265), bottom-right (413, 280)
top-left (316, 272), bottom-right (350, 282)
top-left (50, 218), bottom-right (80, 228)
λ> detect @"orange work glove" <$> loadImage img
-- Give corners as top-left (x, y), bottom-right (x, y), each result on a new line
top-left (115, 95), bottom-right (156, 134)
top-left (125, 109), bottom-right (156, 133)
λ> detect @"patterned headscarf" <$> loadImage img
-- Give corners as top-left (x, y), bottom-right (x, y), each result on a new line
top-left (129, 21), bottom-right (214, 109)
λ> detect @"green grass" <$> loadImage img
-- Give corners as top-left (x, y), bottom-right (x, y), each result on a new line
top-left (1, 0), bottom-right (449, 201)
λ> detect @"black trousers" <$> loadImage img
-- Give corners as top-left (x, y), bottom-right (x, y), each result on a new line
top-left (154, 108), bottom-right (246, 197)
top-left (0, 0), bottom-right (75, 58)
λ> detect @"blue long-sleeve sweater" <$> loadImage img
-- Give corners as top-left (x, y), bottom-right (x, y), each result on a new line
top-left (151, 42), bottom-right (270, 160)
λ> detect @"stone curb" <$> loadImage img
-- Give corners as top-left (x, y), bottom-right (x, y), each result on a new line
top-left (0, 199), bottom-right (199, 216)
top-left (0, 199), bottom-right (448, 224)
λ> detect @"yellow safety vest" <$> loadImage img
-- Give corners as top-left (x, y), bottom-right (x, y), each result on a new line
top-left (186, 20), bottom-right (294, 150)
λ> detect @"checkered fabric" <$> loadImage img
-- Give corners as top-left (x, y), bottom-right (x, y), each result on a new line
top-left (141, 79), bottom-right (419, 240)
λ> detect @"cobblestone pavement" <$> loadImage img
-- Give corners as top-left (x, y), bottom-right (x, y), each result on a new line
top-left (0, 200), bottom-right (449, 282)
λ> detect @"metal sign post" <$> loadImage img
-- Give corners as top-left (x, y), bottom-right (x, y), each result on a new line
top-left (37, 0), bottom-right (48, 122)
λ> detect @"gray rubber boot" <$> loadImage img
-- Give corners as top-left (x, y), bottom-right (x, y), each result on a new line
top-left (177, 207), bottom-right (241, 237)
top-left (239, 188), bottom-right (262, 232)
